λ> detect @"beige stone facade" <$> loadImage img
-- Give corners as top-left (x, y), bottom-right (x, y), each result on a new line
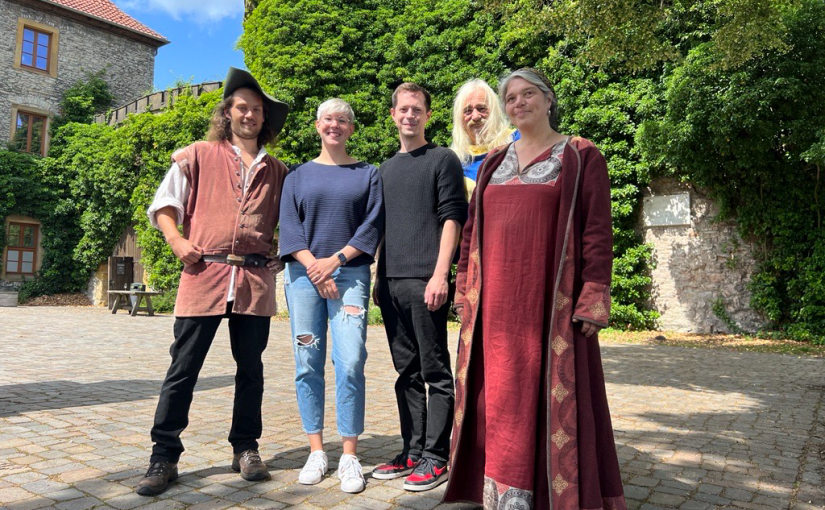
top-left (640, 178), bottom-right (764, 333)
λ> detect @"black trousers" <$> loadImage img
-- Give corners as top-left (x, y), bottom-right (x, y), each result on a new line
top-left (150, 304), bottom-right (270, 463)
top-left (378, 277), bottom-right (455, 462)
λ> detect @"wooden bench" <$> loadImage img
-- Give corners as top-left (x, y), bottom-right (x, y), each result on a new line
top-left (108, 290), bottom-right (162, 316)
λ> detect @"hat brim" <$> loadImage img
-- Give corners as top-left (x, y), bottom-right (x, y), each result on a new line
top-left (224, 67), bottom-right (290, 136)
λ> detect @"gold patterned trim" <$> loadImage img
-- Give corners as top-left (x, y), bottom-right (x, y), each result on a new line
top-left (555, 291), bottom-right (570, 311)
top-left (551, 336), bottom-right (569, 356)
top-left (589, 300), bottom-right (607, 319)
top-left (457, 366), bottom-right (467, 383)
top-left (470, 249), bottom-right (480, 266)
top-left (455, 408), bottom-right (464, 429)
top-left (551, 428), bottom-right (570, 449)
top-left (551, 383), bottom-right (569, 403)
top-left (552, 474), bottom-right (569, 495)
top-left (466, 288), bottom-right (479, 305)
top-left (461, 327), bottom-right (472, 347)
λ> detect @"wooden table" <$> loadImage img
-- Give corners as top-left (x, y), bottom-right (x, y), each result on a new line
top-left (108, 290), bottom-right (162, 316)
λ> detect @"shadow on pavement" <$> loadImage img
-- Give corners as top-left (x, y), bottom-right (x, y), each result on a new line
top-left (599, 344), bottom-right (825, 508)
top-left (0, 375), bottom-right (235, 417)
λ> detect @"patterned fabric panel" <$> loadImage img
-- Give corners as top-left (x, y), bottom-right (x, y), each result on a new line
top-left (489, 141), bottom-right (566, 185)
top-left (483, 476), bottom-right (534, 510)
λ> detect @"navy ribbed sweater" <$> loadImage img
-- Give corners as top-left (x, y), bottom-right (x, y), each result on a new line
top-left (378, 143), bottom-right (467, 278)
top-left (278, 161), bottom-right (384, 267)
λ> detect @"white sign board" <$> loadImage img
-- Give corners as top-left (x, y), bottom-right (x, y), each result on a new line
top-left (642, 193), bottom-right (690, 227)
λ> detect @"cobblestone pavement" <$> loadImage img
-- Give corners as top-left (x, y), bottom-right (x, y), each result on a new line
top-left (1, 307), bottom-right (823, 510)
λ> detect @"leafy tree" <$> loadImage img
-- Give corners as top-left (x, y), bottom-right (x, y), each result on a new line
top-left (639, 0), bottom-right (825, 340)
top-left (486, 0), bottom-right (795, 72)
top-left (4, 91), bottom-right (218, 303)
top-left (129, 92), bottom-right (220, 292)
top-left (51, 70), bottom-right (114, 133)
top-left (241, 0), bottom-right (660, 328)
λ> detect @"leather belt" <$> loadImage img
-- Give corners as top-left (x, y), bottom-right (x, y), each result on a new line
top-left (202, 254), bottom-right (270, 268)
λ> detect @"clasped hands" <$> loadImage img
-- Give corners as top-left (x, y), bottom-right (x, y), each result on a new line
top-left (307, 256), bottom-right (342, 300)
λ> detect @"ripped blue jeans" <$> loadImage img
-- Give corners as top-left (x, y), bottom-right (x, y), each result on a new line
top-left (284, 262), bottom-right (370, 437)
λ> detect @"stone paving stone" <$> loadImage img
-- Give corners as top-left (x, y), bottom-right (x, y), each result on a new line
top-left (3, 498), bottom-right (56, 510)
top-left (173, 491), bottom-right (215, 505)
top-left (0, 488), bottom-right (34, 504)
top-left (344, 496), bottom-right (392, 510)
top-left (393, 494), bottom-right (440, 510)
top-left (1, 307), bottom-right (824, 509)
top-left (105, 492), bottom-right (149, 510)
top-left (678, 501), bottom-right (711, 510)
top-left (53, 496), bottom-right (103, 510)
top-left (647, 492), bottom-right (687, 507)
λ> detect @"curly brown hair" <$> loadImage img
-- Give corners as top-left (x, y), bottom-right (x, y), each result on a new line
top-left (206, 88), bottom-right (277, 148)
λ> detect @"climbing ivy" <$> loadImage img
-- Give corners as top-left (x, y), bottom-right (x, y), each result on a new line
top-left (241, 0), bottom-right (658, 328)
top-left (639, 0), bottom-right (825, 341)
top-left (1, 76), bottom-right (218, 303)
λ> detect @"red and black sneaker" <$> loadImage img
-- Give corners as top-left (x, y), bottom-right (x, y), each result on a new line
top-left (402, 457), bottom-right (448, 491)
top-left (372, 452), bottom-right (420, 480)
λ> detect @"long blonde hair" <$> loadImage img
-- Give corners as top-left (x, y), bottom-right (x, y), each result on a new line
top-left (450, 79), bottom-right (512, 165)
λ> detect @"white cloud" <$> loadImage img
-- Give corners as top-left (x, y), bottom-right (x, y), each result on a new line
top-left (118, 0), bottom-right (243, 24)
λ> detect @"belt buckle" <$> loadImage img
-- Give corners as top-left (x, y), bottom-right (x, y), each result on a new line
top-left (226, 254), bottom-right (245, 266)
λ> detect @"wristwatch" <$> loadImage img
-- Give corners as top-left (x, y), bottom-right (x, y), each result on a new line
top-left (336, 252), bottom-right (347, 266)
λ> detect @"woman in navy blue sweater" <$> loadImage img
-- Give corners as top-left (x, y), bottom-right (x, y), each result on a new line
top-left (278, 99), bottom-right (384, 493)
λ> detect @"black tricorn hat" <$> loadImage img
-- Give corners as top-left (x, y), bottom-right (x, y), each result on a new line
top-left (223, 67), bottom-right (289, 135)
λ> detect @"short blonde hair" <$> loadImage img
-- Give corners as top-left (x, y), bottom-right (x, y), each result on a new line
top-left (450, 79), bottom-right (512, 165)
top-left (316, 98), bottom-right (355, 123)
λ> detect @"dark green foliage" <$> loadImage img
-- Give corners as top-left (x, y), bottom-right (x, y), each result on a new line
top-left (541, 47), bottom-right (659, 328)
top-left (51, 70), bottom-right (114, 134)
top-left (0, 151), bottom-right (63, 301)
top-left (128, 91), bottom-right (220, 292)
top-left (640, 0), bottom-right (825, 341)
top-left (1, 81), bottom-right (218, 301)
top-left (241, 0), bottom-right (658, 329)
top-left (488, 0), bottom-right (793, 72)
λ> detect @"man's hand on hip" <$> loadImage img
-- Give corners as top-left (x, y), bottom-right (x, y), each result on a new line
top-left (424, 273), bottom-right (449, 311)
top-left (267, 258), bottom-right (285, 275)
top-left (170, 237), bottom-right (202, 265)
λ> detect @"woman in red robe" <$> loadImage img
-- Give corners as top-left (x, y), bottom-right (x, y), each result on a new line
top-left (443, 68), bottom-right (626, 510)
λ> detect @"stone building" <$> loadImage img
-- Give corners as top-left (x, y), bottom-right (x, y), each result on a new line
top-left (1, 0), bottom-right (166, 285)
top-left (639, 178), bottom-right (764, 333)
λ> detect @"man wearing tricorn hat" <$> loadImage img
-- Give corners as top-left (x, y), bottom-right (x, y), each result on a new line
top-left (136, 67), bottom-right (290, 496)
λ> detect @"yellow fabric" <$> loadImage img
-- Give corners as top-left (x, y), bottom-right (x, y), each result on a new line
top-left (468, 144), bottom-right (490, 156)
top-left (464, 176), bottom-right (476, 202)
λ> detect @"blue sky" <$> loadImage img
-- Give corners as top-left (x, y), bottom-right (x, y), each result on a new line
top-left (113, 0), bottom-right (246, 91)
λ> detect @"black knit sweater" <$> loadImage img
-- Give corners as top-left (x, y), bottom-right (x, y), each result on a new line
top-left (378, 143), bottom-right (467, 278)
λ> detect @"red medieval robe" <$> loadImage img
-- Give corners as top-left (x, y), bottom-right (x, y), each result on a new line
top-left (443, 137), bottom-right (626, 510)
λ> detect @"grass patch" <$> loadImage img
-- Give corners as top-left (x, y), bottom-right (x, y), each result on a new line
top-left (599, 329), bottom-right (825, 357)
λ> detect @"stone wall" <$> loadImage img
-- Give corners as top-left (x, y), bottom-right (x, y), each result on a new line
top-left (0, 1), bottom-right (156, 148)
top-left (640, 178), bottom-right (764, 333)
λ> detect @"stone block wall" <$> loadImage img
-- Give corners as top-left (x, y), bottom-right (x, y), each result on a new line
top-left (0, 1), bottom-right (156, 149)
top-left (640, 178), bottom-right (764, 333)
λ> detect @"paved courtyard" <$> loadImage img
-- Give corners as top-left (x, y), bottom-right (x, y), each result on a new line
top-left (0, 306), bottom-right (823, 510)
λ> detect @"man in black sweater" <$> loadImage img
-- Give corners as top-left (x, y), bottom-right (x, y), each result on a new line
top-left (371, 83), bottom-right (466, 491)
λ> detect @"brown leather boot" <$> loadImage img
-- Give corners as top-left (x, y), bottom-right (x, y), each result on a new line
top-left (231, 449), bottom-right (270, 481)
top-left (136, 460), bottom-right (178, 496)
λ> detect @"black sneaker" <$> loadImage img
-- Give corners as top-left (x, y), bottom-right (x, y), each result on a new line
top-left (372, 452), bottom-right (420, 479)
top-left (136, 460), bottom-right (178, 496)
top-left (402, 457), bottom-right (448, 491)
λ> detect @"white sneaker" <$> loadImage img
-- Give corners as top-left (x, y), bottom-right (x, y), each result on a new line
top-left (298, 450), bottom-right (328, 485)
top-left (337, 454), bottom-right (366, 493)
